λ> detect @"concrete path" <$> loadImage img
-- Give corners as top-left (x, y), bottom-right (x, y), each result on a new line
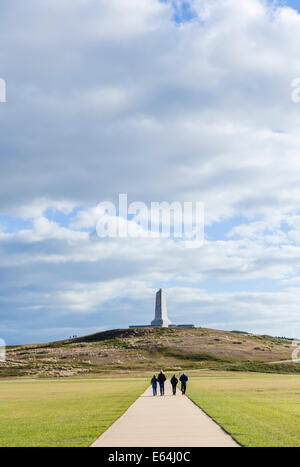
top-left (91, 382), bottom-right (239, 447)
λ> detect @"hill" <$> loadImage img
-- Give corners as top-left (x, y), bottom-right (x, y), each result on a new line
top-left (1, 327), bottom-right (297, 378)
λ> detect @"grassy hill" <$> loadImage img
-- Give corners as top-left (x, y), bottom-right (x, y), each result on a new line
top-left (1, 327), bottom-right (297, 378)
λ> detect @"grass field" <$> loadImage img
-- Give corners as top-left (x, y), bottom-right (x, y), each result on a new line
top-left (188, 372), bottom-right (300, 447)
top-left (2, 372), bottom-right (300, 447)
top-left (0, 378), bottom-right (148, 447)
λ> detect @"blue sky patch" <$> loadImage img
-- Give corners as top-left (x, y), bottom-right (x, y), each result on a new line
top-left (161, 0), bottom-right (197, 23)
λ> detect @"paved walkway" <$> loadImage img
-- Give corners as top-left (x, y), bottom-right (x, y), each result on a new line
top-left (91, 382), bottom-right (239, 447)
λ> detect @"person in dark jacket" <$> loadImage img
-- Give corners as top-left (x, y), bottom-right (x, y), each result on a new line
top-left (151, 375), bottom-right (158, 396)
top-left (179, 373), bottom-right (189, 394)
top-left (157, 370), bottom-right (167, 396)
top-left (170, 374), bottom-right (178, 395)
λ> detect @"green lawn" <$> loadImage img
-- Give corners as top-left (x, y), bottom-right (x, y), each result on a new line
top-left (3, 372), bottom-right (300, 447)
top-left (188, 372), bottom-right (300, 447)
top-left (0, 378), bottom-right (148, 447)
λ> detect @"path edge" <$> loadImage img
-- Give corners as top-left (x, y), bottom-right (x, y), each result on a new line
top-left (89, 384), bottom-right (150, 447)
top-left (186, 394), bottom-right (242, 447)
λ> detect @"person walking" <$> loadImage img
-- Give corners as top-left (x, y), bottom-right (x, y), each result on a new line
top-left (170, 374), bottom-right (178, 395)
top-left (157, 370), bottom-right (167, 396)
top-left (179, 373), bottom-right (189, 394)
top-left (151, 375), bottom-right (158, 396)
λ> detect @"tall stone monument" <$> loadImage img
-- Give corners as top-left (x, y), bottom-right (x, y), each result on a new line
top-left (151, 289), bottom-right (171, 327)
top-left (129, 288), bottom-right (194, 328)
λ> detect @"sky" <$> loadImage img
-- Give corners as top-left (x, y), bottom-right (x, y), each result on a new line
top-left (1, 0), bottom-right (300, 344)
top-left (285, 0), bottom-right (300, 12)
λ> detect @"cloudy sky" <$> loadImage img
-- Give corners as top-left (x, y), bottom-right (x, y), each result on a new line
top-left (1, 0), bottom-right (300, 344)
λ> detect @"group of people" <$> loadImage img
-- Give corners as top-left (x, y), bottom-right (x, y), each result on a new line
top-left (151, 370), bottom-right (189, 396)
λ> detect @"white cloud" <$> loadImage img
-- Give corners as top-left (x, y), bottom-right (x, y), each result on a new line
top-left (11, 198), bottom-right (76, 219)
top-left (2, 0), bottom-right (300, 342)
